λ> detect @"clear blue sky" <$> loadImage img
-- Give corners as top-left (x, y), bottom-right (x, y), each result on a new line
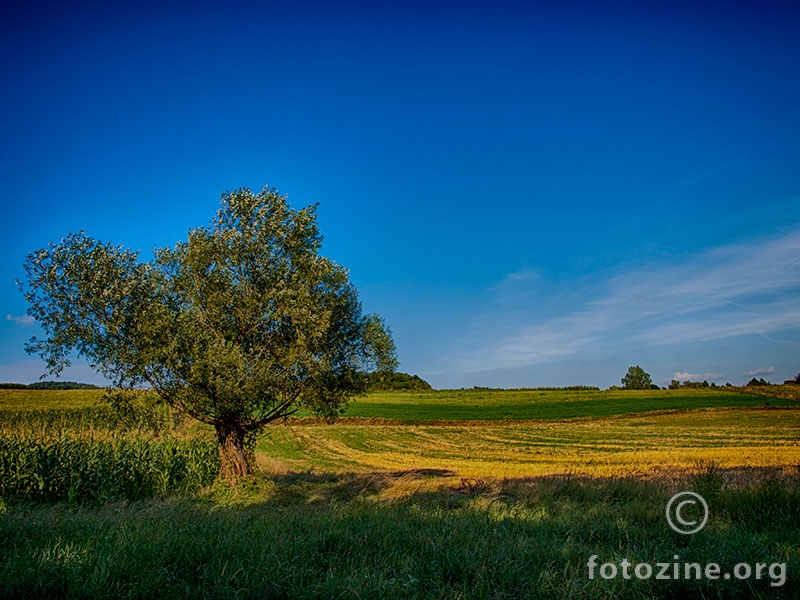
top-left (2, 1), bottom-right (799, 389)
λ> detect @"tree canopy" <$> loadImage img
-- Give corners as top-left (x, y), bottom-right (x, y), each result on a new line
top-left (366, 372), bottom-right (432, 392)
top-left (21, 187), bottom-right (397, 479)
top-left (621, 365), bottom-right (653, 390)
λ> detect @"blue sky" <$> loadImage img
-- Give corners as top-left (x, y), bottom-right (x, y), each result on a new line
top-left (1, 1), bottom-right (799, 389)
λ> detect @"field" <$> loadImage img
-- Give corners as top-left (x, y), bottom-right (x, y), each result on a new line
top-left (1, 387), bottom-right (799, 598)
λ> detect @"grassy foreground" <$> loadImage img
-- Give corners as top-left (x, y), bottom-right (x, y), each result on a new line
top-left (1, 468), bottom-right (798, 599)
top-left (1, 387), bottom-right (798, 598)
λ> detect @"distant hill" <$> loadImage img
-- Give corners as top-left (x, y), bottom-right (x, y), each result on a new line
top-left (0, 381), bottom-right (102, 390)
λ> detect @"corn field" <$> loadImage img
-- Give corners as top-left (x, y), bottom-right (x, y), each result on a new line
top-left (0, 435), bottom-right (219, 504)
top-left (0, 396), bottom-right (219, 505)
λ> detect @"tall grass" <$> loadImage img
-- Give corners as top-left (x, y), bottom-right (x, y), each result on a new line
top-left (0, 404), bottom-right (176, 439)
top-left (0, 469), bottom-right (797, 599)
top-left (0, 393), bottom-right (217, 505)
top-left (0, 435), bottom-right (218, 505)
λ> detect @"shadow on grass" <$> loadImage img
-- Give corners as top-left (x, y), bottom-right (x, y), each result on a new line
top-left (256, 467), bottom-right (458, 505)
top-left (199, 463), bottom-right (800, 526)
top-left (2, 466), bottom-right (799, 599)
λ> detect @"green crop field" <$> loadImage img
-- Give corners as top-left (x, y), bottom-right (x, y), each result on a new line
top-left (337, 387), bottom-right (795, 421)
top-left (0, 388), bottom-right (107, 411)
top-left (1, 387), bottom-right (798, 598)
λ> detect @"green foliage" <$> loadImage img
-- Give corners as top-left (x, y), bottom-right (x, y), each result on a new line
top-left (0, 405), bottom-right (173, 438)
top-left (0, 388), bottom-right (106, 411)
top-left (28, 381), bottom-right (101, 390)
top-left (668, 379), bottom-right (717, 389)
top-left (0, 394), bottom-right (215, 505)
top-left (20, 187), bottom-right (397, 479)
top-left (0, 436), bottom-right (218, 505)
top-left (468, 385), bottom-right (600, 391)
top-left (621, 365), bottom-right (653, 390)
top-left (747, 377), bottom-right (771, 387)
top-left (366, 372), bottom-right (432, 391)
top-left (25, 381), bottom-right (97, 390)
top-left (0, 381), bottom-right (102, 390)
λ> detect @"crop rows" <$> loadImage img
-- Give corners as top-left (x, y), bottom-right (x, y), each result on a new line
top-left (0, 396), bottom-right (219, 506)
top-left (0, 434), bottom-right (219, 504)
top-left (0, 406), bottom-right (172, 438)
top-left (0, 399), bottom-right (176, 439)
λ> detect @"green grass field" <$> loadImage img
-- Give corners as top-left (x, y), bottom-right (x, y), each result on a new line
top-left (0, 388), bottom-right (107, 411)
top-left (337, 387), bottom-right (797, 421)
top-left (1, 387), bottom-right (798, 598)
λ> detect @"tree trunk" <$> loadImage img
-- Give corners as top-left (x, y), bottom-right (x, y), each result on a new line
top-left (215, 422), bottom-right (254, 482)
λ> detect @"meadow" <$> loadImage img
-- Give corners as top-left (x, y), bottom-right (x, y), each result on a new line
top-left (0, 387), bottom-right (798, 599)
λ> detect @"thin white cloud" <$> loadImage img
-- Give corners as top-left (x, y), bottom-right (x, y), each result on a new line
top-left (744, 366), bottom-right (775, 377)
top-left (446, 227), bottom-right (800, 373)
top-left (633, 297), bottom-right (800, 346)
top-left (672, 371), bottom-right (726, 382)
top-left (6, 314), bottom-right (35, 327)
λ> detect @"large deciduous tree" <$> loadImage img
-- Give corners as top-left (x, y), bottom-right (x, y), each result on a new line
top-left (20, 187), bottom-right (397, 480)
top-left (621, 365), bottom-right (653, 390)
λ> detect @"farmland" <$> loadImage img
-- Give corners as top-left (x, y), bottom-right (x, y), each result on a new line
top-left (1, 387), bottom-right (799, 598)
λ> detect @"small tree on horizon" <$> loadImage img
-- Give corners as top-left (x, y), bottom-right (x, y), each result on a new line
top-left (621, 365), bottom-right (653, 390)
top-left (20, 187), bottom-right (398, 481)
top-left (784, 373), bottom-right (800, 385)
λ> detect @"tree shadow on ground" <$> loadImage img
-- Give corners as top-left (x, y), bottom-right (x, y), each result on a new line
top-left (241, 464), bottom-right (800, 519)
top-left (262, 468), bottom-right (458, 505)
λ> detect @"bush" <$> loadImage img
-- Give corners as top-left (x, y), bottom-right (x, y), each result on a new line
top-left (669, 379), bottom-right (716, 389)
top-left (367, 372), bottom-right (432, 391)
top-left (784, 373), bottom-right (800, 385)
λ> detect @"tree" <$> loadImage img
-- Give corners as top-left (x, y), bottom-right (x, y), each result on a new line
top-left (20, 187), bottom-right (397, 481)
top-left (366, 372), bottom-right (433, 391)
top-left (621, 365), bottom-right (652, 390)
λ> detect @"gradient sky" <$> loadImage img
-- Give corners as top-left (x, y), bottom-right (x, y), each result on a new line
top-left (1, 1), bottom-right (799, 389)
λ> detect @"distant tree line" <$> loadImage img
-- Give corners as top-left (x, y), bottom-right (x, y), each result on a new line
top-left (668, 380), bottom-right (726, 389)
top-left (3, 372), bottom-right (797, 394)
top-left (0, 381), bottom-right (102, 390)
top-left (467, 386), bottom-right (600, 391)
